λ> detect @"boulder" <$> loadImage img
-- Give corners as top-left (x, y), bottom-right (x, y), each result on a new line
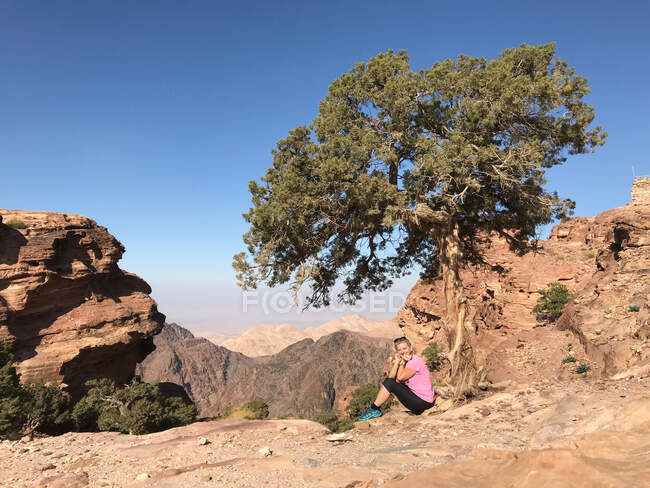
top-left (0, 209), bottom-right (164, 397)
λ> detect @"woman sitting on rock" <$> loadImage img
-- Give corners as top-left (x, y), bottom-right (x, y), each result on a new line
top-left (359, 336), bottom-right (435, 420)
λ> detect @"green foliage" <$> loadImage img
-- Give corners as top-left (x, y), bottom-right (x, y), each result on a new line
top-left (312, 410), bottom-right (354, 433)
top-left (4, 218), bottom-right (26, 230)
top-left (241, 400), bottom-right (269, 420)
top-left (346, 384), bottom-right (379, 418)
top-left (221, 400), bottom-right (269, 420)
top-left (2, 342), bottom-right (197, 438)
top-left (1, 342), bottom-right (73, 438)
top-left (71, 378), bottom-right (114, 431)
top-left (0, 342), bottom-right (24, 439)
top-left (562, 356), bottom-right (577, 364)
top-left (234, 43), bottom-right (606, 309)
top-left (533, 282), bottom-right (571, 322)
top-left (422, 342), bottom-right (444, 371)
top-left (628, 305), bottom-right (640, 312)
top-left (345, 384), bottom-right (393, 418)
top-left (73, 378), bottom-right (197, 435)
top-left (576, 363), bottom-right (590, 374)
top-left (22, 382), bottom-right (73, 435)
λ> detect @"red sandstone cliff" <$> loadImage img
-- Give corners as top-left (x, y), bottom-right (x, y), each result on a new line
top-left (0, 209), bottom-right (164, 396)
top-left (397, 177), bottom-right (650, 383)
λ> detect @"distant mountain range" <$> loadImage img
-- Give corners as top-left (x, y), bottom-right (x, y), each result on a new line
top-left (198, 313), bottom-right (401, 357)
top-left (136, 322), bottom-right (395, 418)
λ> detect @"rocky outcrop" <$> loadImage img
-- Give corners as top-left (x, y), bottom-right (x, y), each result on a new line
top-left (0, 209), bottom-right (164, 397)
top-left (138, 323), bottom-right (393, 418)
top-left (397, 177), bottom-right (650, 382)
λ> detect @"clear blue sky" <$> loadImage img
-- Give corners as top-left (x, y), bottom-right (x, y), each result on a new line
top-left (2, 1), bottom-right (648, 333)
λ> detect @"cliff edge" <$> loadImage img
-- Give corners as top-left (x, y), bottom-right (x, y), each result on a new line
top-left (0, 209), bottom-right (165, 397)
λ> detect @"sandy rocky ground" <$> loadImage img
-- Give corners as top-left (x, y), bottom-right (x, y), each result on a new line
top-left (2, 366), bottom-right (650, 488)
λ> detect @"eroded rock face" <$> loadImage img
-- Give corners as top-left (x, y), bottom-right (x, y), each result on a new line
top-left (397, 177), bottom-right (650, 381)
top-left (0, 209), bottom-right (164, 397)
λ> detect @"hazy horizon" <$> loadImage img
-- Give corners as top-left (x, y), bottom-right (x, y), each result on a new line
top-left (150, 278), bottom-right (417, 335)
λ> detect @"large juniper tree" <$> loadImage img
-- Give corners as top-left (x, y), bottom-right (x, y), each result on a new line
top-left (233, 43), bottom-right (605, 396)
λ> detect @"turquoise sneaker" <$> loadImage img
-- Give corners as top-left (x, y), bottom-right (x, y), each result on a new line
top-left (359, 405), bottom-right (382, 421)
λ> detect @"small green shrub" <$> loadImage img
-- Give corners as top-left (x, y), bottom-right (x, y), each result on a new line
top-left (346, 384), bottom-right (379, 418)
top-left (532, 282), bottom-right (571, 322)
top-left (312, 410), bottom-right (354, 433)
top-left (241, 400), bottom-right (269, 420)
top-left (581, 251), bottom-right (595, 260)
top-left (628, 305), bottom-right (640, 312)
top-left (2, 342), bottom-right (197, 438)
top-left (1, 342), bottom-right (74, 438)
top-left (22, 382), bottom-right (73, 435)
top-left (422, 342), bottom-right (444, 371)
top-left (71, 378), bottom-right (114, 431)
top-left (4, 218), bottom-right (26, 230)
top-left (0, 342), bottom-right (24, 439)
top-left (345, 384), bottom-right (393, 418)
top-left (562, 356), bottom-right (577, 364)
top-left (221, 400), bottom-right (269, 420)
top-left (73, 378), bottom-right (197, 434)
top-left (576, 364), bottom-right (590, 374)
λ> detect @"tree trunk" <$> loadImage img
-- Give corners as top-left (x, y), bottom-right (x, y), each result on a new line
top-left (437, 216), bottom-right (486, 398)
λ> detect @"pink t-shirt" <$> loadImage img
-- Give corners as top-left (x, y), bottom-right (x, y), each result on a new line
top-left (404, 354), bottom-right (435, 403)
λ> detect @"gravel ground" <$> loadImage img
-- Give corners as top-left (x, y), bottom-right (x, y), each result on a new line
top-left (1, 375), bottom-right (649, 488)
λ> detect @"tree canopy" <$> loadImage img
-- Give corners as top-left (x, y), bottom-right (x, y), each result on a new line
top-left (233, 43), bottom-right (605, 311)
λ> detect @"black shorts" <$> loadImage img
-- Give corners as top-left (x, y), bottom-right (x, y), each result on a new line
top-left (382, 377), bottom-right (435, 415)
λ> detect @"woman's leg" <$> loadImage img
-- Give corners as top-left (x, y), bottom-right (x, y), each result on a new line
top-left (359, 382), bottom-right (393, 419)
top-left (372, 384), bottom-right (392, 407)
top-left (382, 378), bottom-right (433, 414)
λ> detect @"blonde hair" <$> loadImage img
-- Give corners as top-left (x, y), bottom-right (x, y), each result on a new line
top-left (393, 336), bottom-right (412, 350)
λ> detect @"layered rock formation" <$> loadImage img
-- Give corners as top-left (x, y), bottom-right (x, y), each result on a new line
top-left (138, 323), bottom-right (394, 418)
top-left (397, 177), bottom-right (650, 382)
top-left (0, 209), bottom-right (164, 396)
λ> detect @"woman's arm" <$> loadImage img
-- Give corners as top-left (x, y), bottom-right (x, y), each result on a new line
top-left (387, 355), bottom-right (400, 379)
top-left (396, 365), bottom-right (416, 382)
